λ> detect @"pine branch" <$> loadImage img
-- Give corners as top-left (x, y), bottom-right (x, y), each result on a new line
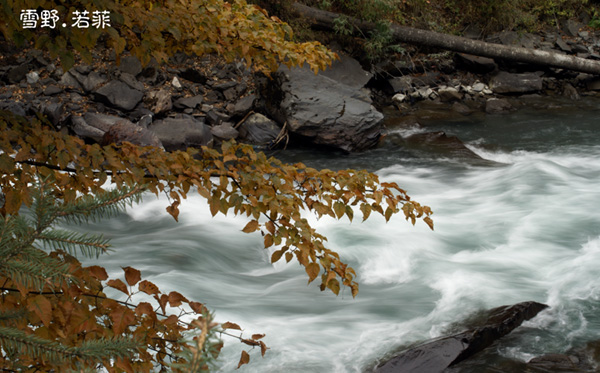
top-left (37, 230), bottom-right (110, 259)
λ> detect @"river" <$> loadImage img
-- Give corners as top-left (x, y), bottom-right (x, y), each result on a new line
top-left (81, 97), bottom-right (600, 372)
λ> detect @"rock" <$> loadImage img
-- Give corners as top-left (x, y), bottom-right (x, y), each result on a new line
top-left (410, 87), bottom-right (434, 100)
top-left (455, 53), bottom-right (497, 73)
top-left (388, 76), bottom-right (413, 94)
top-left (451, 102), bottom-right (473, 116)
top-left (392, 93), bottom-right (408, 104)
top-left (555, 37), bottom-right (572, 53)
top-left (94, 81), bottom-right (143, 111)
top-left (26, 71), bottom-right (39, 84)
top-left (71, 116), bottom-right (105, 143)
top-left (210, 122), bottom-right (239, 140)
top-left (118, 56), bottom-right (142, 76)
top-left (375, 301), bottom-right (548, 373)
top-left (562, 83), bottom-right (580, 100)
top-left (0, 101), bottom-right (27, 117)
top-left (101, 120), bottom-right (162, 148)
top-left (172, 76), bottom-right (182, 89)
top-left (485, 98), bottom-right (515, 114)
top-left (174, 95), bottom-right (203, 110)
top-left (267, 66), bottom-right (383, 152)
top-left (232, 94), bottom-right (255, 116)
top-left (489, 72), bottom-right (543, 94)
top-left (69, 70), bottom-right (107, 93)
top-left (222, 87), bottom-right (238, 101)
top-left (320, 53), bottom-right (372, 89)
top-left (148, 115), bottom-right (213, 151)
top-left (404, 131), bottom-right (483, 159)
top-left (498, 31), bottom-right (520, 46)
top-left (561, 19), bottom-right (582, 37)
top-left (472, 82), bottom-right (486, 92)
top-left (586, 78), bottom-right (600, 91)
top-left (44, 85), bottom-right (63, 96)
top-left (7, 65), bottom-right (30, 84)
top-left (40, 101), bottom-right (63, 126)
top-left (238, 113), bottom-right (281, 145)
top-left (206, 110), bottom-right (230, 126)
top-left (60, 71), bottom-right (83, 90)
top-left (145, 89), bottom-right (172, 114)
top-left (437, 87), bottom-right (462, 102)
top-left (527, 354), bottom-right (581, 371)
top-left (119, 72), bottom-right (145, 91)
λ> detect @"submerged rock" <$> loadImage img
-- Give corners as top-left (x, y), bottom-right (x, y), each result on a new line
top-left (375, 301), bottom-right (548, 373)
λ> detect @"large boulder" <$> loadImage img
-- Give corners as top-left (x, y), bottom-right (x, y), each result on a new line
top-left (93, 80), bottom-right (144, 111)
top-left (489, 72), bottom-right (543, 94)
top-left (375, 301), bottom-right (548, 373)
top-left (264, 65), bottom-right (383, 152)
top-left (148, 115), bottom-right (213, 151)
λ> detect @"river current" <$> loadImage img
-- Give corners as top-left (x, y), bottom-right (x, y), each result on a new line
top-left (81, 98), bottom-right (600, 372)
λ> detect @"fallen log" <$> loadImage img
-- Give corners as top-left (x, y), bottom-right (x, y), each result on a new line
top-left (292, 2), bottom-right (600, 75)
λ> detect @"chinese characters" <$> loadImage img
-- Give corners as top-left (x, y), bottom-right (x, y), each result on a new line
top-left (19, 9), bottom-right (111, 29)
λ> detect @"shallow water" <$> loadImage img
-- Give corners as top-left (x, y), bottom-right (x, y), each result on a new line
top-left (80, 99), bottom-right (600, 372)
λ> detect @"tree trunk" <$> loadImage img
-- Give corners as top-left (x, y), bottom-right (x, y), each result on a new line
top-left (292, 2), bottom-right (600, 75)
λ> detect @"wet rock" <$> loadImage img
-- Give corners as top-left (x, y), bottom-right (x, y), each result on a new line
top-left (174, 95), bottom-right (203, 110)
top-left (437, 87), bottom-right (462, 102)
top-left (392, 93), bottom-right (408, 104)
top-left (145, 89), bottom-right (172, 114)
top-left (404, 131), bottom-right (483, 159)
top-left (562, 83), bottom-right (580, 100)
top-left (94, 81), bottom-right (143, 111)
top-left (238, 113), bottom-right (280, 145)
top-left (101, 120), bottom-right (162, 148)
top-left (118, 56), bottom-right (142, 77)
top-left (148, 115), bottom-right (213, 151)
top-left (586, 78), bottom-right (600, 91)
top-left (375, 301), bottom-right (548, 373)
top-left (210, 122), bottom-right (239, 140)
top-left (485, 98), bottom-right (515, 114)
top-left (489, 72), bottom-right (543, 94)
top-left (267, 65), bottom-right (383, 152)
top-left (452, 102), bottom-right (473, 116)
top-left (455, 53), bottom-right (497, 73)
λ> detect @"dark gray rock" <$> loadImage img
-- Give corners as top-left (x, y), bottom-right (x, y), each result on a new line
top-left (563, 83), bottom-right (580, 100)
top-left (83, 112), bottom-right (123, 132)
top-left (101, 120), bottom-right (162, 148)
top-left (556, 38), bottom-right (572, 53)
top-left (562, 19), bottom-right (582, 37)
top-left (212, 80), bottom-right (237, 91)
top-left (320, 53), bottom-right (372, 90)
top-left (388, 76), bottom-right (413, 94)
top-left (375, 301), bottom-right (548, 373)
top-left (0, 101), bottom-right (26, 117)
top-left (210, 122), bottom-right (239, 140)
top-left (455, 53), bottom-right (497, 74)
top-left (232, 94), bottom-right (255, 116)
top-left (238, 113), bottom-right (281, 145)
top-left (44, 85), bottom-right (63, 96)
top-left (40, 101), bottom-right (63, 126)
top-left (69, 69), bottom-right (107, 93)
top-left (118, 56), bottom-right (143, 77)
top-left (486, 98), bottom-right (515, 114)
top-left (451, 102), bottom-right (473, 116)
top-left (266, 65), bottom-right (383, 152)
top-left (205, 110), bottom-right (230, 125)
top-left (60, 71), bottom-right (83, 90)
top-left (119, 72), bottom-right (144, 91)
top-left (489, 72), bottom-right (543, 94)
top-left (586, 78), bottom-right (600, 91)
top-left (94, 81), bottom-right (143, 111)
top-left (174, 95), bottom-right (203, 110)
top-left (223, 87), bottom-right (238, 101)
top-left (7, 64), bottom-right (30, 84)
top-left (71, 116), bottom-right (105, 142)
top-left (149, 115), bottom-right (213, 151)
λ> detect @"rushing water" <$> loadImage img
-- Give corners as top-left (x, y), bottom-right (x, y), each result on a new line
top-left (80, 98), bottom-right (600, 372)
